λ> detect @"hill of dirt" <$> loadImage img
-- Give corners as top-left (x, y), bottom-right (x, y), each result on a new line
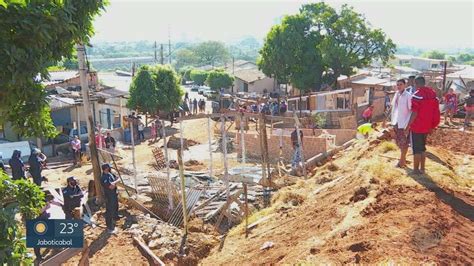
top-left (202, 136), bottom-right (474, 264)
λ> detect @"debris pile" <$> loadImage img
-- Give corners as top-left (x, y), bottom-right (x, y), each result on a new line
top-left (167, 136), bottom-right (200, 149)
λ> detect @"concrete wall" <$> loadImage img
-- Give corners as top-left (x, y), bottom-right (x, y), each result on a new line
top-left (236, 131), bottom-right (327, 163)
top-left (249, 77), bottom-right (275, 94)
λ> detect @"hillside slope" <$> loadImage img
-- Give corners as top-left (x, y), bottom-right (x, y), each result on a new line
top-left (202, 137), bottom-right (474, 264)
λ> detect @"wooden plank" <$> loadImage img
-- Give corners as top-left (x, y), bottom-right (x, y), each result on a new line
top-left (40, 248), bottom-right (82, 266)
top-left (132, 236), bottom-right (165, 266)
top-left (127, 198), bottom-right (162, 221)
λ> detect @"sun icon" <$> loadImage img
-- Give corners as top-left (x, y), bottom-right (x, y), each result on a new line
top-left (34, 221), bottom-right (48, 235)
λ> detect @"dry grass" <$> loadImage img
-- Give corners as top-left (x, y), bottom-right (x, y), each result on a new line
top-left (272, 190), bottom-right (306, 206)
top-left (379, 141), bottom-right (397, 153)
top-left (228, 206), bottom-right (275, 237)
top-left (361, 160), bottom-right (407, 185)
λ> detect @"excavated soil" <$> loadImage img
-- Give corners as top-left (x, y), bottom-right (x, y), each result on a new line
top-left (202, 138), bottom-right (474, 265)
top-left (428, 128), bottom-right (474, 155)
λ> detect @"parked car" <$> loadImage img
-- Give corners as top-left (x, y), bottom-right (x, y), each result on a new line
top-left (191, 85), bottom-right (199, 92)
top-left (69, 125), bottom-right (89, 142)
top-left (198, 86), bottom-right (210, 95)
top-left (204, 89), bottom-right (218, 98)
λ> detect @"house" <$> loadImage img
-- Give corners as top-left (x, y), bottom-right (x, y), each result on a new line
top-left (44, 70), bottom-right (98, 90)
top-left (225, 60), bottom-right (257, 73)
top-left (233, 68), bottom-right (276, 95)
top-left (349, 76), bottom-right (393, 120)
top-left (410, 57), bottom-right (448, 71)
top-left (388, 54), bottom-right (414, 66)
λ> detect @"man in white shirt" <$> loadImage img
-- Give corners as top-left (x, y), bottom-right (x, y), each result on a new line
top-left (391, 79), bottom-right (412, 168)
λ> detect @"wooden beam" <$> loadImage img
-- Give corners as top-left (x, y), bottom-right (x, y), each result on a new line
top-left (127, 198), bottom-right (162, 221)
top-left (132, 236), bottom-right (165, 266)
top-left (40, 248), bottom-right (82, 266)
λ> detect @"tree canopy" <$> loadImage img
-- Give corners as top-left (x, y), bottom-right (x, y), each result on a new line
top-left (258, 2), bottom-right (395, 92)
top-left (206, 69), bottom-right (234, 91)
top-left (127, 66), bottom-right (158, 114)
top-left (190, 69), bottom-right (209, 86)
top-left (0, 0), bottom-right (106, 137)
top-left (193, 41), bottom-right (230, 66)
top-left (151, 65), bottom-right (184, 113)
top-left (174, 48), bottom-right (198, 70)
top-left (422, 50), bottom-right (446, 60)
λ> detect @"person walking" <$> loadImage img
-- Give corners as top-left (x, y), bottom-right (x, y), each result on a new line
top-left (71, 136), bottom-right (82, 166)
top-left (101, 163), bottom-right (121, 234)
top-left (391, 79), bottom-right (412, 168)
top-left (62, 176), bottom-right (84, 219)
top-left (405, 76), bottom-right (440, 175)
top-left (150, 122), bottom-right (157, 142)
top-left (290, 128), bottom-right (304, 175)
top-left (29, 148), bottom-right (47, 186)
top-left (9, 150), bottom-right (25, 180)
top-left (443, 88), bottom-right (458, 125)
top-left (463, 89), bottom-right (474, 129)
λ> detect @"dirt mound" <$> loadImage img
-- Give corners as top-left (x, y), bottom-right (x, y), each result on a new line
top-left (167, 136), bottom-right (200, 149)
top-left (428, 128), bottom-right (474, 155)
top-left (202, 139), bottom-right (474, 265)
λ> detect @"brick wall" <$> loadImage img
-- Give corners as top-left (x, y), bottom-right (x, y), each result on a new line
top-left (271, 128), bottom-right (356, 146)
top-left (236, 132), bottom-right (327, 163)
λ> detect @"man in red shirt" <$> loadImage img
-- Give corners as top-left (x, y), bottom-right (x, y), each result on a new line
top-left (405, 76), bottom-right (440, 175)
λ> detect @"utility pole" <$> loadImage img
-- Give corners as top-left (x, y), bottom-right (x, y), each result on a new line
top-left (160, 44), bottom-right (164, 65)
top-left (76, 43), bottom-right (103, 202)
top-left (154, 41), bottom-right (157, 63)
top-left (168, 26), bottom-right (172, 65)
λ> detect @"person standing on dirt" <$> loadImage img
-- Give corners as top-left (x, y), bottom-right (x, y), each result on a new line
top-left (463, 89), bottom-right (474, 129)
top-left (138, 121), bottom-right (145, 141)
top-left (0, 153), bottom-right (6, 174)
top-left (405, 76), bottom-right (440, 175)
top-left (101, 163), bottom-right (121, 234)
top-left (9, 150), bottom-right (25, 180)
top-left (62, 176), bottom-right (84, 219)
top-left (193, 98), bottom-right (198, 114)
top-left (105, 132), bottom-right (116, 153)
top-left (291, 128), bottom-right (304, 175)
top-left (71, 136), bottom-right (82, 166)
top-left (391, 79), bottom-right (412, 168)
top-left (443, 88), bottom-right (458, 125)
top-left (29, 148), bottom-right (47, 186)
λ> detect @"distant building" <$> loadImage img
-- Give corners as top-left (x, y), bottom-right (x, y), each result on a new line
top-left (233, 68), bottom-right (276, 95)
top-left (410, 57), bottom-right (448, 71)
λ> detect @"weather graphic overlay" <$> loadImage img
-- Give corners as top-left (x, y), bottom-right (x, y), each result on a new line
top-left (26, 220), bottom-right (84, 248)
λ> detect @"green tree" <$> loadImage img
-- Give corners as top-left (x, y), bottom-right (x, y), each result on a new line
top-left (193, 41), bottom-right (230, 66)
top-left (174, 48), bottom-right (198, 69)
top-left (206, 69), bottom-right (234, 91)
top-left (422, 50), bottom-right (446, 60)
top-left (258, 3), bottom-right (395, 92)
top-left (190, 69), bottom-right (209, 86)
top-left (1, 173), bottom-right (46, 264)
top-left (258, 13), bottom-right (324, 93)
top-left (303, 3), bottom-right (395, 88)
top-left (127, 66), bottom-right (158, 114)
top-left (151, 65), bottom-right (184, 113)
top-left (62, 54), bottom-right (79, 70)
top-left (457, 53), bottom-right (473, 62)
top-left (0, 0), bottom-right (106, 138)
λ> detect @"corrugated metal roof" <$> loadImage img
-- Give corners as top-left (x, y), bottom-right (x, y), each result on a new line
top-left (48, 95), bottom-right (76, 111)
top-left (351, 76), bottom-right (388, 85)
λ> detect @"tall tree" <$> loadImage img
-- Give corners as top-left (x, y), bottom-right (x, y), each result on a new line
top-left (258, 14), bottom-right (324, 93)
top-left (302, 3), bottom-right (395, 88)
top-left (0, 0), bottom-right (106, 137)
top-left (206, 69), bottom-right (234, 91)
top-left (174, 48), bottom-right (198, 70)
top-left (259, 3), bottom-right (395, 92)
top-left (152, 65), bottom-right (184, 113)
top-left (190, 69), bottom-right (209, 86)
top-left (193, 41), bottom-right (230, 66)
top-left (127, 66), bottom-right (158, 114)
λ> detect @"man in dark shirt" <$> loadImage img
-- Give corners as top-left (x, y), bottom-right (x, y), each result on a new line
top-left (105, 133), bottom-right (116, 151)
top-left (290, 128), bottom-right (304, 174)
top-left (464, 89), bottom-right (474, 128)
top-left (100, 163), bottom-right (120, 234)
top-left (62, 176), bottom-right (84, 219)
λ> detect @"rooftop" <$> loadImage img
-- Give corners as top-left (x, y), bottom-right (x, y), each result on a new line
top-left (233, 68), bottom-right (269, 83)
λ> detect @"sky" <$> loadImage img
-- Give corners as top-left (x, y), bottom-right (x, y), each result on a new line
top-left (92, 0), bottom-right (474, 50)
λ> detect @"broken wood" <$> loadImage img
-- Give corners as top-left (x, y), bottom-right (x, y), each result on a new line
top-left (127, 198), bottom-right (162, 221)
top-left (40, 248), bottom-right (82, 266)
top-left (132, 236), bottom-right (165, 266)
